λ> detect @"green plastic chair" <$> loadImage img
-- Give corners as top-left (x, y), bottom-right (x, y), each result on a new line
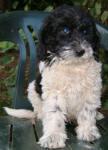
top-left (0, 11), bottom-right (108, 150)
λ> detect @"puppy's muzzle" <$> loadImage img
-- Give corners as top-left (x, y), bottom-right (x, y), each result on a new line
top-left (71, 40), bottom-right (91, 57)
top-left (60, 40), bottom-right (92, 60)
top-left (70, 40), bottom-right (87, 57)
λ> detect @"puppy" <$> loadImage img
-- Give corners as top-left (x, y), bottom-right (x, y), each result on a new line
top-left (5, 5), bottom-right (104, 149)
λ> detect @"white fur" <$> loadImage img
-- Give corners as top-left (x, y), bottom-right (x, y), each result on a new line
top-left (4, 49), bottom-right (103, 148)
top-left (27, 81), bottom-right (43, 119)
top-left (96, 112), bottom-right (104, 120)
top-left (4, 81), bottom-right (43, 120)
top-left (38, 56), bottom-right (102, 148)
top-left (4, 107), bottom-right (35, 119)
top-left (39, 61), bottom-right (46, 73)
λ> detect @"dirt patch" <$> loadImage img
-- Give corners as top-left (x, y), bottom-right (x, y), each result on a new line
top-left (0, 49), bottom-right (19, 115)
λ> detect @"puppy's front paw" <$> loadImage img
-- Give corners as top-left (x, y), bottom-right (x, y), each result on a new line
top-left (39, 133), bottom-right (67, 149)
top-left (76, 125), bottom-right (101, 142)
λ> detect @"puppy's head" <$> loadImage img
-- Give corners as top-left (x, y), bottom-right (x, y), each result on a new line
top-left (38, 5), bottom-right (99, 64)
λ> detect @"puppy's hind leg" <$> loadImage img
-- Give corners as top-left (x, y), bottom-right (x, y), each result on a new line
top-left (39, 97), bottom-right (67, 149)
top-left (27, 81), bottom-right (43, 119)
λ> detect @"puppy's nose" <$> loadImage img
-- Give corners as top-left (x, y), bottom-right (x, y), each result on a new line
top-left (76, 49), bottom-right (85, 57)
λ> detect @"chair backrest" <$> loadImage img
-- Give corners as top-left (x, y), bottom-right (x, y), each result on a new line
top-left (0, 11), bottom-right (108, 110)
top-left (0, 11), bottom-right (49, 109)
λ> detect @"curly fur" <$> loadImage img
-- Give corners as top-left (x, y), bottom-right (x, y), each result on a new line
top-left (4, 5), bottom-right (104, 149)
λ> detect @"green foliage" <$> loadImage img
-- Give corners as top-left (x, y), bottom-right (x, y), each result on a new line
top-left (101, 11), bottom-right (108, 24)
top-left (12, 1), bottom-right (19, 9)
top-left (0, 41), bottom-right (16, 53)
top-left (95, 2), bottom-right (101, 16)
top-left (11, 0), bottom-right (108, 24)
top-left (44, 6), bottom-right (54, 12)
top-left (74, 0), bottom-right (87, 6)
top-left (1, 55), bottom-right (14, 65)
top-left (5, 66), bottom-right (14, 73)
top-left (3, 67), bottom-right (17, 86)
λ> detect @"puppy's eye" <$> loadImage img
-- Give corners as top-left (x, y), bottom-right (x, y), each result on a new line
top-left (82, 29), bottom-right (87, 35)
top-left (63, 28), bottom-right (69, 33)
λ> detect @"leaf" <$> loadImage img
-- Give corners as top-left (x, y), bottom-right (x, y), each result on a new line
top-left (5, 66), bottom-right (14, 73)
top-left (95, 2), bottom-right (101, 16)
top-left (0, 41), bottom-right (16, 53)
top-left (1, 56), bottom-right (14, 65)
top-left (73, 0), bottom-right (87, 6)
top-left (3, 69), bottom-right (17, 86)
top-left (73, 0), bottom-right (81, 6)
top-left (82, 0), bottom-right (87, 6)
top-left (44, 6), bottom-right (54, 12)
top-left (12, 1), bottom-right (19, 9)
top-left (89, 0), bottom-right (95, 7)
top-left (101, 11), bottom-right (108, 23)
top-left (24, 5), bottom-right (29, 11)
top-left (89, 8), bottom-right (96, 17)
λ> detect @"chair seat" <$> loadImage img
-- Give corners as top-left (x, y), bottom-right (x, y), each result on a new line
top-left (0, 116), bottom-right (108, 150)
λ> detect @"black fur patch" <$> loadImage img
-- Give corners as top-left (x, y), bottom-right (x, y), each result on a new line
top-left (35, 74), bottom-right (42, 95)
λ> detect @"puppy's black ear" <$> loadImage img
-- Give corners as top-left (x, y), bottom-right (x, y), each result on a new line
top-left (37, 14), bottom-right (55, 62)
top-left (37, 18), bottom-right (51, 61)
top-left (37, 43), bottom-right (46, 62)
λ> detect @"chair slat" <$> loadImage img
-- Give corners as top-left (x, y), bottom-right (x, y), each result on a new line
top-left (23, 26), bottom-right (37, 83)
top-left (12, 120), bottom-right (41, 150)
top-left (12, 33), bottom-right (26, 109)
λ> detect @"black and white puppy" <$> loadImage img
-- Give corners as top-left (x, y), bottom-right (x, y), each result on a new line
top-left (5, 5), bottom-right (103, 149)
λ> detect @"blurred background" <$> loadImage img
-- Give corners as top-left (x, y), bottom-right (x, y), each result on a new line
top-left (0, 0), bottom-right (108, 115)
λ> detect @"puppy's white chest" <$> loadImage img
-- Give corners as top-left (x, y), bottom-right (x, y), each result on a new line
top-left (41, 60), bottom-right (102, 118)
